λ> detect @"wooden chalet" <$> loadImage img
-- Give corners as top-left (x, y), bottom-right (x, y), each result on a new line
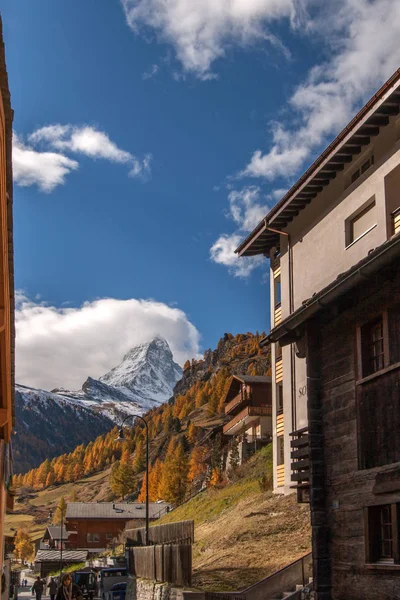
top-left (0, 16), bottom-right (15, 577)
top-left (42, 526), bottom-right (71, 551)
top-left (223, 375), bottom-right (272, 462)
top-left (65, 502), bottom-right (171, 551)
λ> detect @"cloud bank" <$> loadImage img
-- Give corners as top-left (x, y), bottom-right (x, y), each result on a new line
top-left (13, 125), bottom-right (152, 192)
top-left (121, 0), bottom-right (298, 79)
top-left (16, 293), bottom-right (200, 390)
top-left (243, 0), bottom-right (400, 180)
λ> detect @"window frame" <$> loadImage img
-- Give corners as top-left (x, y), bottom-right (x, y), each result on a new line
top-left (346, 199), bottom-right (377, 248)
top-left (365, 503), bottom-right (400, 565)
top-left (356, 310), bottom-right (390, 381)
top-left (106, 533), bottom-right (113, 541)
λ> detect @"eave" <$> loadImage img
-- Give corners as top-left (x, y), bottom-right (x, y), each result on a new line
top-left (236, 68), bottom-right (400, 258)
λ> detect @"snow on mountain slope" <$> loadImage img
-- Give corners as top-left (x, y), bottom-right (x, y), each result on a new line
top-left (14, 384), bottom-right (113, 472)
top-left (54, 337), bottom-right (183, 417)
top-left (14, 337), bottom-right (183, 470)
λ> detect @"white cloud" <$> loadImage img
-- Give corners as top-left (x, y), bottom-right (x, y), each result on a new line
top-left (243, 0), bottom-right (400, 179)
top-left (15, 293), bottom-right (201, 390)
top-left (121, 0), bottom-right (298, 79)
top-left (210, 186), bottom-right (270, 277)
top-left (14, 125), bottom-right (151, 192)
top-left (12, 134), bottom-right (79, 193)
top-left (210, 233), bottom-right (264, 277)
top-left (142, 64), bottom-right (160, 80)
top-left (30, 124), bottom-right (151, 176)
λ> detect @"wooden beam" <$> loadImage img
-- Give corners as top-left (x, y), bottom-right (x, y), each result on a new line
top-left (376, 105), bottom-right (399, 116)
top-left (346, 136), bottom-right (370, 146)
top-left (0, 406), bottom-right (8, 427)
top-left (366, 115), bottom-right (390, 126)
top-left (331, 155), bottom-right (352, 163)
top-left (359, 125), bottom-right (379, 136)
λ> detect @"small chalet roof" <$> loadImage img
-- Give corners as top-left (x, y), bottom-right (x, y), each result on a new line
top-left (44, 526), bottom-right (69, 540)
top-left (263, 233), bottom-right (400, 347)
top-left (236, 68), bottom-right (400, 258)
top-left (66, 502), bottom-right (171, 520)
top-left (223, 374), bottom-right (271, 404)
top-left (35, 550), bottom-right (88, 563)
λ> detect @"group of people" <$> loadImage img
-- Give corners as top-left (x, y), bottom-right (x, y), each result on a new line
top-left (32, 575), bottom-right (83, 600)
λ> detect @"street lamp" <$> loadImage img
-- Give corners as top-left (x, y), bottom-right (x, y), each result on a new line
top-left (115, 415), bottom-right (149, 546)
top-left (48, 506), bottom-right (66, 580)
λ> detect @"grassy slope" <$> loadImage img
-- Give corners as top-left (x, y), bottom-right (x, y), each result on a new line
top-left (158, 446), bottom-right (311, 592)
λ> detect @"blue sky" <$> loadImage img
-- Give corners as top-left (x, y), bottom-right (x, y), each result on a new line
top-left (2, 0), bottom-right (400, 389)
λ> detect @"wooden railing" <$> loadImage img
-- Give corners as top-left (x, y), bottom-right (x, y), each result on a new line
top-left (204, 552), bottom-right (312, 600)
top-left (223, 405), bottom-right (272, 434)
top-left (290, 427), bottom-right (310, 503)
top-left (274, 303), bottom-right (282, 326)
top-left (225, 392), bottom-right (249, 415)
top-left (392, 207), bottom-right (400, 236)
top-left (276, 464), bottom-right (285, 487)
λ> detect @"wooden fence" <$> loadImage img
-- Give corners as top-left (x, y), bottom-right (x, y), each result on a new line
top-left (125, 520), bottom-right (194, 546)
top-left (128, 544), bottom-right (192, 586)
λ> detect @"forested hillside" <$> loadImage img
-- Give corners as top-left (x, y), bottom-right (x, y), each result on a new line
top-left (13, 332), bottom-right (270, 505)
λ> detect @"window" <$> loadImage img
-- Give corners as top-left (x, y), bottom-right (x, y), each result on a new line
top-left (275, 276), bottom-right (281, 306)
top-left (346, 200), bottom-right (376, 246)
top-left (357, 305), bottom-right (400, 469)
top-left (351, 155), bottom-right (374, 184)
top-left (276, 384), bottom-right (283, 415)
top-left (277, 435), bottom-right (285, 466)
top-left (360, 316), bottom-right (386, 377)
top-left (365, 503), bottom-right (400, 564)
top-left (106, 533), bottom-right (113, 541)
top-left (87, 533), bottom-right (100, 543)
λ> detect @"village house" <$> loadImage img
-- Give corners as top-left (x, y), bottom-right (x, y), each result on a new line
top-left (65, 502), bottom-right (171, 551)
top-left (41, 526), bottom-right (71, 551)
top-left (222, 375), bottom-right (272, 463)
top-left (236, 69), bottom-right (400, 598)
top-left (0, 16), bottom-right (15, 590)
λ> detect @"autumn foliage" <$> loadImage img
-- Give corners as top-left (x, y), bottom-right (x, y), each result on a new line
top-left (14, 332), bottom-right (269, 507)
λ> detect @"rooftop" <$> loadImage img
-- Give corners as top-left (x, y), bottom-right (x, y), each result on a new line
top-left (35, 550), bottom-right (88, 563)
top-left (236, 68), bottom-right (400, 258)
top-left (44, 526), bottom-right (69, 540)
top-left (66, 502), bottom-right (172, 520)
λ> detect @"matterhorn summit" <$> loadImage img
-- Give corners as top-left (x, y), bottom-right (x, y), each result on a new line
top-left (14, 337), bottom-right (183, 471)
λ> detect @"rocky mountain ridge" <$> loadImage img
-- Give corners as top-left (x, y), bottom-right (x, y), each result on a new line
top-left (14, 337), bottom-right (182, 472)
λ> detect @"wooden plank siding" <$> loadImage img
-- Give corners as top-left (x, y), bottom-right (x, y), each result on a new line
top-left (392, 207), bottom-right (400, 235)
top-left (128, 544), bottom-right (192, 586)
top-left (275, 358), bottom-right (283, 383)
top-left (274, 303), bottom-right (282, 326)
top-left (276, 465), bottom-right (285, 487)
top-left (306, 260), bottom-right (400, 599)
top-left (276, 413), bottom-right (284, 436)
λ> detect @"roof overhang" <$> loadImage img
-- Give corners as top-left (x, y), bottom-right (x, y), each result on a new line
top-left (261, 233), bottom-right (400, 347)
top-left (236, 68), bottom-right (400, 258)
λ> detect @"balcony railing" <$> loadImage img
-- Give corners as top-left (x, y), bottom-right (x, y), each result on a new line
top-left (290, 427), bottom-right (309, 503)
top-left (276, 413), bottom-right (284, 435)
top-left (225, 391), bottom-right (250, 415)
top-left (392, 207), bottom-right (400, 236)
top-left (223, 405), bottom-right (272, 435)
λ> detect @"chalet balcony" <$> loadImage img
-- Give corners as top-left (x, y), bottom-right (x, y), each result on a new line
top-left (223, 405), bottom-right (272, 436)
top-left (224, 392), bottom-right (250, 415)
top-left (290, 427), bottom-right (310, 503)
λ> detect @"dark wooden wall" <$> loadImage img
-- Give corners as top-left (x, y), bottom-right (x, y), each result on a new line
top-left (308, 262), bottom-right (400, 599)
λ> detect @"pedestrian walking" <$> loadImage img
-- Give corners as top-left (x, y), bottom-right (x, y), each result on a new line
top-left (32, 577), bottom-right (44, 600)
top-left (48, 578), bottom-right (58, 600)
top-left (55, 575), bottom-right (82, 600)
